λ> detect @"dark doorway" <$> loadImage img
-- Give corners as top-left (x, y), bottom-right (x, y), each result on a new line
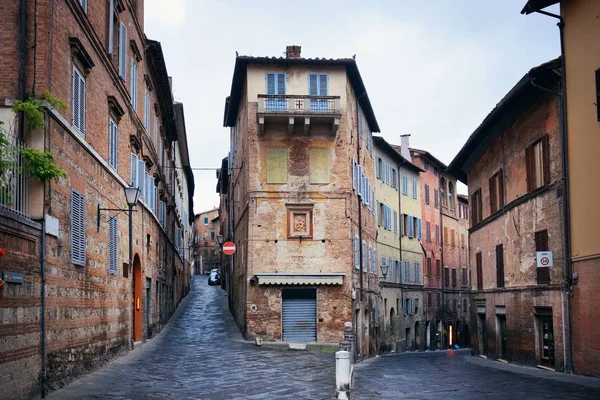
top-left (146, 277), bottom-right (151, 340)
top-left (477, 313), bottom-right (487, 355)
top-left (282, 288), bottom-right (317, 342)
top-left (539, 314), bottom-right (555, 367)
top-left (497, 315), bottom-right (507, 359)
top-left (133, 255), bottom-right (143, 342)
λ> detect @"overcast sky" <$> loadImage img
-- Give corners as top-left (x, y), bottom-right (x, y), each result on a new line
top-left (144, 0), bottom-right (560, 215)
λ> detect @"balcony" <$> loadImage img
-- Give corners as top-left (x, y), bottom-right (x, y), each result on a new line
top-left (257, 94), bottom-right (341, 135)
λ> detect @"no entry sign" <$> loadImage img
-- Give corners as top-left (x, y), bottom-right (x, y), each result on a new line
top-left (223, 242), bottom-right (236, 255)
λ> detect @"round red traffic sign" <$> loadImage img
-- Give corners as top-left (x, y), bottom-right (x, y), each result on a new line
top-left (223, 242), bottom-right (236, 255)
top-left (540, 257), bottom-right (549, 266)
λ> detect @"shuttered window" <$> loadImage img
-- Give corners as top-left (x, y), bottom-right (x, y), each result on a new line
top-left (309, 149), bottom-right (330, 184)
top-left (489, 170), bottom-right (504, 213)
top-left (462, 268), bottom-right (468, 287)
top-left (535, 230), bottom-right (550, 285)
top-left (444, 227), bottom-right (448, 245)
top-left (130, 58), bottom-right (138, 109)
top-left (109, 118), bottom-right (118, 170)
top-left (426, 221), bottom-right (431, 242)
top-left (472, 189), bottom-right (482, 225)
top-left (417, 218), bottom-right (422, 240)
top-left (404, 260), bottom-right (410, 283)
top-left (137, 159), bottom-right (145, 199)
top-left (78, 0), bottom-right (87, 12)
top-left (401, 175), bottom-right (408, 195)
top-left (434, 189), bottom-right (439, 208)
top-left (435, 224), bottom-right (440, 244)
top-left (414, 262), bottom-right (420, 284)
top-left (426, 258), bottom-right (432, 276)
top-left (526, 136), bottom-right (550, 192)
top-left (160, 200), bottom-right (166, 227)
top-left (130, 153), bottom-right (137, 187)
top-left (71, 189), bottom-right (85, 266)
top-left (108, 216), bottom-right (117, 275)
top-left (451, 229), bottom-right (456, 247)
top-left (72, 66), bottom-right (86, 136)
top-left (436, 259), bottom-right (441, 277)
top-left (425, 184), bottom-right (430, 204)
top-left (144, 86), bottom-right (150, 130)
top-left (393, 210), bottom-right (398, 233)
top-left (354, 235), bottom-right (360, 269)
top-left (476, 252), bottom-right (483, 290)
top-left (444, 267), bottom-right (450, 287)
top-left (119, 22), bottom-right (127, 78)
top-left (496, 244), bottom-right (504, 288)
top-left (412, 179), bottom-right (417, 199)
top-left (308, 74), bottom-right (328, 111)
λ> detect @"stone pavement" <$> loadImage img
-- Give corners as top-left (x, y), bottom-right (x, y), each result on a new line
top-left (351, 349), bottom-right (600, 399)
top-left (46, 276), bottom-right (337, 400)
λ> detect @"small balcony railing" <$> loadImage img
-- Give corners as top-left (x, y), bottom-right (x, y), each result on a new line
top-left (0, 138), bottom-right (30, 218)
top-left (258, 95), bottom-right (341, 114)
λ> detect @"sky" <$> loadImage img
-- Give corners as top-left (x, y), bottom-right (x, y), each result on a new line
top-left (144, 0), bottom-right (560, 215)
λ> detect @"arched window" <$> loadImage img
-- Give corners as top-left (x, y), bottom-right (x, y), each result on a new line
top-left (448, 181), bottom-right (455, 209)
top-left (440, 177), bottom-right (447, 206)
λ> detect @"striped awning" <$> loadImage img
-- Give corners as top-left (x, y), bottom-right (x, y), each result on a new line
top-left (255, 273), bottom-right (344, 286)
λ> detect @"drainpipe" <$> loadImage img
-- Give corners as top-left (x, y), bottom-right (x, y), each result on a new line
top-left (355, 92), bottom-right (366, 359)
top-left (17, 0), bottom-right (27, 141)
top-left (529, 9), bottom-right (573, 375)
top-left (439, 173), bottom-right (445, 348)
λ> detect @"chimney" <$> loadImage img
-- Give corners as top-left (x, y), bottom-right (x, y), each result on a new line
top-left (400, 134), bottom-right (411, 162)
top-left (286, 45), bottom-right (302, 59)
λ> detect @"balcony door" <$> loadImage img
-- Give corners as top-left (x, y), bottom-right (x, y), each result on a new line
top-left (309, 74), bottom-right (328, 112)
top-left (266, 73), bottom-right (286, 111)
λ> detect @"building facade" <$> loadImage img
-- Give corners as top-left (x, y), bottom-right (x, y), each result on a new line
top-left (221, 46), bottom-right (379, 358)
top-left (0, 1), bottom-right (193, 398)
top-left (449, 58), bottom-right (566, 370)
top-left (522, 0), bottom-right (600, 377)
top-left (193, 208), bottom-right (220, 275)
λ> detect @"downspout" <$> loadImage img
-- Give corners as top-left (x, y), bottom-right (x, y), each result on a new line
top-left (17, 0), bottom-right (27, 141)
top-left (439, 173), bottom-right (445, 347)
top-left (530, 9), bottom-right (573, 375)
top-left (40, 199), bottom-right (47, 398)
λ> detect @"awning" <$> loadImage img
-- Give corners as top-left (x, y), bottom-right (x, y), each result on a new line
top-left (255, 273), bottom-right (344, 286)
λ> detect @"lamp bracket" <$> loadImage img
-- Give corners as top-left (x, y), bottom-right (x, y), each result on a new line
top-left (97, 204), bottom-right (137, 232)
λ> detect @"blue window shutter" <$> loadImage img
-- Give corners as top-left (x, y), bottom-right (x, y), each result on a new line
top-left (130, 153), bottom-right (137, 187)
top-left (266, 73), bottom-right (275, 95)
top-left (377, 201), bottom-right (380, 225)
top-left (376, 158), bottom-right (380, 179)
top-left (352, 159), bottom-right (356, 190)
top-left (418, 219), bottom-right (422, 240)
top-left (309, 74), bottom-right (318, 96)
top-left (400, 214), bottom-right (404, 235)
top-left (355, 236), bottom-right (359, 269)
top-left (409, 216), bottom-right (414, 238)
top-left (71, 190), bottom-right (85, 266)
top-left (137, 160), bottom-right (145, 197)
top-left (109, 216), bottom-right (117, 275)
top-left (109, 0), bottom-right (114, 55)
top-left (277, 73), bottom-right (286, 95)
top-left (118, 22), bottom-right (127, 77)
top-left (405, 261), bottom-right (410, 282)
top-left (359, 107), bottom-right (363, 137)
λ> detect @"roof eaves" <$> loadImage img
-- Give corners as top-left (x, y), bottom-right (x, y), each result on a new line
top-left (146, 39), bottom-right (177, 142)
top-left (374, 137), bottom-right (423, 173)
top-left (520, 0), bottom-right (560, 14)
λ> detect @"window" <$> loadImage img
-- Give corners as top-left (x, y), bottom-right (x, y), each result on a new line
top-left (496, 244), bottom-right (504, 288)
top-left (266, 148), bottom-right (287, 184)
top-left (436, 259), bottom-right (441, 277)
top-left (203, 217), bottom-right (208, 225)
top-left (211, 231), bottom-right (215, 239)
top-left (308, 74), bottom-right (328, 112)
top-left (426, 221), bottom-right (431, 242)
top-left (489, 170), bottom-right (504, 213)
top-left (108, 216), bottom-right (117, 275)
top-left (354, 235), bottom-right (360, 269)
top-left (426, 258), bottom-right (432, 276)
top-left (108, 118), bottom-right (118, 170)
top-left (72, 66), bottom-right (86, 135)
top-left (448, 181), bottom-right (455, 209)
top-left (452, 268), bottom-right (457, 287)
top-left (444, 227), bottom-right (449, 245)
top-left (444, 267), bottom-right (450, 287)
top-left (435, 224), bottom-right (440, 244)
top-left (393, 210), bottom-right (398, 233)
top-left (535, 230), bottom-right (550, 285)
top-left (412, 179), bottom-right (417, 199)
top-left (434, 189), bottom-right (439, 208)
top-left (392, 169), bottom-right (398, 190)
top-left (416, 218), bottom-right (422, 240)
top-left (309, 148), bottom-right (330, 184)
top-left (118, 22), bottom-right (127, 78)
top-left (160, 200), bottom-right (166, 227)
top-left (362, 241), bottom-right (367, 272)
top-left (404, 260), bottom-right (410, 283)
top-left (461, 233), bottom-right (465, 248)
top-left (425, 184), bottom-right (430, 204)
top-left (596, 68), bottom-right (600, 121)
top-left (526, 136), bottom-right (550, 191)
top-left (423, 159), bottom-right (429, 171)
top-left (462, 268), bottom-right (468, 287)
top-left (144, 86), bottom-right (150, 130)
top-left (476, 252), bottom-right (483, 290)
top-left (401, 175), bottom-right (408, 195)
top-left (440, 177), bottom-right (446, 206)
top-left (130, 57), bottom-right (138, 109)
top-left (265, 72), bottom-right (286, 111)
top-left (472, 189), bottom-right (482, 225)
top-left (78, 0), bottom-right (87, 12)
top-left (451, 229), bottom-right (456, 247)
top-left (71, 189), bottom-right (85, 266)
top-left (414, 262), bottom-right (420, 284)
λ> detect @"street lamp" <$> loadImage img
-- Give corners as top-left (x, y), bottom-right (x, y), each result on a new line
top-left (217, 234), bottom-right (224, 246)
top-left (380, 262), bottom-right (389, 281)
top-left (97, 185), bottom-right (140, 272)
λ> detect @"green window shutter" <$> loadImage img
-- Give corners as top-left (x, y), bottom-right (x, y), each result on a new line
top-left (266, 148), bottom-right (287, 184)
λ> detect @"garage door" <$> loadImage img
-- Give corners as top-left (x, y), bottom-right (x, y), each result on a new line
top-left (282, 289), bottom-right (316, 342)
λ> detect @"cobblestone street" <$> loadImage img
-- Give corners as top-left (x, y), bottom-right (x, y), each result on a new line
top-left (351, 350), bottom-right (600, 400)
top-left (47, 276), bottom-right (336, 400)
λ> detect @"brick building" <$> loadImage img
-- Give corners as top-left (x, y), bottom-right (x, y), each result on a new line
top-left (449, 58), bottom-right (566, 370)
top-left (0, 1), bottom-right (193, 398)
top-left (221, 45), bottom-right (379, 357)
top-left (193, 208), bottom-right (220, 275)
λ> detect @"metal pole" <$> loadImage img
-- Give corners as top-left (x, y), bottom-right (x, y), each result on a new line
top-left (128, 204), bottom-right (133, 350)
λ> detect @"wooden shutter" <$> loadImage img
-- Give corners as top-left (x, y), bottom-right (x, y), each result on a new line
top-left (266, 73), bottom-right (275, 95)
top-left (496, 244), bottom-right (504, 288)
top-left (72, 68), bottom-right (80, 129)
top-left (489, 175), bottom-right (497, 213)
top-left (130, 153), bottom-right (137, 187)
top-left (444, 227), bottom-right (448, 245)
top-left (426, 221), bottom-right (431, 242)
top-left (542, 135), bottom-right (550, 185)
top-left (526, 144), bottom-right (534, 192)
top-left (109, 216), bottom-right (117, 275)
top-left (418, 219), bottom-right (422, 240)
top-left (444, 268), bottom-right (449, 287)
top-left (436, 259), bottom-right (441, 277)
top-left (452, 269), bottom-right (457, 287)
top-left (498, 170), bottom-right (504, 208)
top-left (319, 74), bottom-right (327, 96)
top-left (535, 230), bottom-right (550, 284)
top-left (79, 74), bottom-right (86, 134)
top-left (277, 73), bottom-right (286, 95)
top-left (137, 159), bottom-right (145, 196)
top-left (476, 252), bottom-right (483, 290)
top-left (309, 74), bottom-right (318, 96)
top-left (71, 190), bottom-right (85, 266)
top-left (119, 22), bottom-right (127, 77)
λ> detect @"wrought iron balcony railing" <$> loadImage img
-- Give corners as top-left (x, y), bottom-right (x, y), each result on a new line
top-left (258, 95), bottom-right (341, 114)
top-left (0, 138), bottom-right (31, 218)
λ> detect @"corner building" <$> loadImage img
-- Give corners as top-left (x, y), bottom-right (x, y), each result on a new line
top-left (222, 46), bottom-right (380, 357)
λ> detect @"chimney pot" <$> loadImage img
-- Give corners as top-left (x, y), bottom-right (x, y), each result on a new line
top-left (286, 45), bottom-right (302, 59)
top-left (400, 134), bottom-right (412, 162)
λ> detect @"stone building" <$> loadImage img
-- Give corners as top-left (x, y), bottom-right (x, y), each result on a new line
top-left (521, 0), bottom-right (600, 377)
top-left (448, 58), bottom-right (565, 370)
top-left (0, 1), bottom-right (193, 398)
top-left (193, 208), bottom-right (220, 275)
top-left (373, 136), bottom-right (424, 353)
top-left (221, 45), bottom-right (379, 357)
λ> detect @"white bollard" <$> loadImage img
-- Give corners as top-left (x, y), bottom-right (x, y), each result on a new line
top-left (336, 350), bottom-right (351, 399)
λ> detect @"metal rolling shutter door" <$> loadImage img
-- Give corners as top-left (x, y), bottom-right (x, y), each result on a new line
top-left (282, 289), bottom-right (316, 342)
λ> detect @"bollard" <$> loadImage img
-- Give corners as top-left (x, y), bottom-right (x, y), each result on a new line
top-left (336, 350), bottom-right (351, 399)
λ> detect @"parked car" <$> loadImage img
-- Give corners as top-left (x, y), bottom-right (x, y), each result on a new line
top-left (208, 270), bottom-right (221, 286)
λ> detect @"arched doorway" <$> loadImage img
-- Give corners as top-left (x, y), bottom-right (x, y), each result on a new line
top-left (415, 321), bottom-right (421, 350)
top-left (133, 254), bottom-right (143, 342)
